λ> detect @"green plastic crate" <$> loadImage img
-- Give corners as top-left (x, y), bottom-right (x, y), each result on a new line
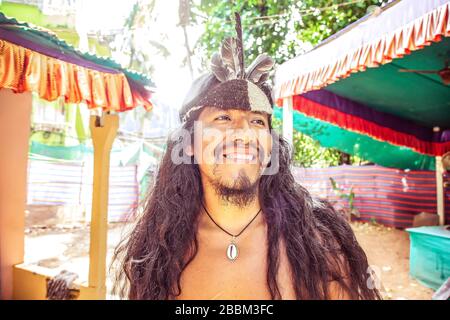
top-left (406, 226), bottom-right (450, 291)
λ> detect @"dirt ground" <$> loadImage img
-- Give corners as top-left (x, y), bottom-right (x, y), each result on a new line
top-left (350, 222), bottom-right (434, 300)
top-left (24, 220), bottom-right (434, 300)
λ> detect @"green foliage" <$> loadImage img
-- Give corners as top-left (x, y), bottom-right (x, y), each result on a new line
top-left (117, 0), bottom-right (168, 74)
top-left (272, 117), bottom-right (364, 167)
top-left (291, 130), bottom-right (340, 167)
top-left (329, 177), bottom-right (360, 219)
top-left (193, 0), bottom-right (388, 66)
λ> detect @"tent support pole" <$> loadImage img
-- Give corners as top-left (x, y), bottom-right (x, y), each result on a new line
top-left (88, 112), bottom-right (119, 299)
top-left (0, 90), bottom-right (31, 299)
top-left (282, 96), bottom-right (294, 149)
top-left (435, 156), bottom-right (445, 226)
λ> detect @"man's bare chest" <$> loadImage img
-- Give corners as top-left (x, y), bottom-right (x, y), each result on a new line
top-left (175, 226), bottom-right (296, 300)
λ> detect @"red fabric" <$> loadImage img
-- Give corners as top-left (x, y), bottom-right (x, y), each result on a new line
top-left (293, 95), bottom-right (450, 156)
top-left (275, 2), bottom-right (450, 102)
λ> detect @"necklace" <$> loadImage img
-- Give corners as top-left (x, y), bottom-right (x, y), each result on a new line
top-left (202, 203), bottom-right (262, 262)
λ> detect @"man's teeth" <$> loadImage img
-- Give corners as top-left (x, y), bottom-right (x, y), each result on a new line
top-left (224, 154), bottom-right (254, 160)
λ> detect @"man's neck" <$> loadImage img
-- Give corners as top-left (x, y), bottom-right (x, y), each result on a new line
top-left (200, 179), bottom-right (263, 235)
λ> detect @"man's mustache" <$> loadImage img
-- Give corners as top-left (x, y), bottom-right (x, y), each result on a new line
top-left (213, 140), bottom-right (266, 163)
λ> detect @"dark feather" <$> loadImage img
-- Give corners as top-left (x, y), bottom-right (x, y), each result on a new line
top-left (234, 12), bottom-right (245, 79)
top-left (210, 52), bottom-right (230, 82)
top-left (245, 54), bottom-right (274, 83)
top-left (221, 37), bottom-right (239, 79)
top-left (256, 72), bottom-right (270, 85)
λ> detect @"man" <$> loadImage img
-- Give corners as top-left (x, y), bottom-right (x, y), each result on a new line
top-left (113, 13), bottom-right (381, 300)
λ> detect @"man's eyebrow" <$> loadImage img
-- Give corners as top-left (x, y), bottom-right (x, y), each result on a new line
top-left (251, 111), bottom-right (267, 117)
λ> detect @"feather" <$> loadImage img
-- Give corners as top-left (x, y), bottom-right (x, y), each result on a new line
top-left (256, 72), bottom-right (270, 85)
top-left (213, 12), bottom-right (274, 85)
top-left (221, 37), bottom-right (240, 79)
top-left (210, 52), bottom-right (230, 82)
top-left (245, 54), bottom-right (274, 84)
top-left (234, 12), bottom-right (245, 79)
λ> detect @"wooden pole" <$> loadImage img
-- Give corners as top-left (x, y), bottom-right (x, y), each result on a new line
top-left (0, 89), bottom-right (31, 299)
top-left (282, 96), bottom-right (294, 149)
top-left (435, 156), bottom-right (445, 226)
top-left (88, 113), bottom-right (118, 299)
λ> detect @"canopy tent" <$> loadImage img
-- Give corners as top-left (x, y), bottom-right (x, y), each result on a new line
top-left (274, 0), bottom-right (449, 171)
top-left (274, 0), bottom-right (449, 226)
top-left (0, 13), bottom-right (154, 111)
top-left (0, 13), bottom-right (155, 299)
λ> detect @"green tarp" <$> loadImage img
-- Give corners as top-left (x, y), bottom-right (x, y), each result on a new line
top-left (407, 226), bottom-right (450, 291)
top-left (273, 106), bottom-right (435, 170)
top-left (326, 37), bottom-right (450, 128)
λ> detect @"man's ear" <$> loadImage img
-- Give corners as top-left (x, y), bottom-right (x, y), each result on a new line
top-left (185, 144), bottom-right (194, 157)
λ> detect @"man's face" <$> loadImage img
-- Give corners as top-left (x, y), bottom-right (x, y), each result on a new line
top-left (191, 107), bottom-right (273, 194)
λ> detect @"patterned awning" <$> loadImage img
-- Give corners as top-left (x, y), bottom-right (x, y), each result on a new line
top-left (0, 13), bottom-right (154, 112)
top-left (275, 0), bottom-right (449, 101)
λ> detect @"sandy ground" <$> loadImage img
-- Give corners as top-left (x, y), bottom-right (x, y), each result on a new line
top-left (24, 221), bottom-right (434, 300)
top-left (350, 222), bottom-right (434, 300)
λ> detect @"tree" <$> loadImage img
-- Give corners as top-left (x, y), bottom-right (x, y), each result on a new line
top-left (192, 0), bottom-right (388, 66)
top-left (111, 0), bottom-right (169, 75)
top-left (192, 0), bottom-right (386, 167)
top-left (271, 117), bottom-right (365, 168)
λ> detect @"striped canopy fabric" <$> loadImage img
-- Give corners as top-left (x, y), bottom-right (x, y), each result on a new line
top-left (0, 13), bottom-right (154, 111)
top-left (292, 165), bottom-right (450, 229)
top-left (28, 158), bottom-right (449, 229)
top-left (27, 159), bottom-right (139, 222)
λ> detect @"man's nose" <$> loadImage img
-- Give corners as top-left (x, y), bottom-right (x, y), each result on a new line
top-left (234, 117), bottom-right (251, 130)
top-left (230, 118), bottom-right (255, 144)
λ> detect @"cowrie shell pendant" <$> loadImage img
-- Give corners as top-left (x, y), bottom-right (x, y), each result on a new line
top-left (226, 236), bottom-right (238, 261)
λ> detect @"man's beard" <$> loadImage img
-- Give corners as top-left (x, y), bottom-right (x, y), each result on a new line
top-left (209, 168), bottom-right (258, 208)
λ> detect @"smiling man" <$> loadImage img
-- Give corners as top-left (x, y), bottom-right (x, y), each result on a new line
top-left (113, 13), bottom-right (381, 300)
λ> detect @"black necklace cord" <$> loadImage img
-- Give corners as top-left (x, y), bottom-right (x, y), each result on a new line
top-left (201, 202), bottom-right (262, 238)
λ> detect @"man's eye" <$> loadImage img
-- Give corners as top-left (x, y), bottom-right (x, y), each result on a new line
top-left (215, 115), bottom-right (231, 121)
top-left (252, 119), bottom-right (266, 126)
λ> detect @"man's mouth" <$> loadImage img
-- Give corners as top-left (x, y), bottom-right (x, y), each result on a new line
top-left (223, 153), bottom-right (255, 161)
top-left (219, 147), bottom-right (259, 164)
top-left (213, 142), bottom-right (262, 165)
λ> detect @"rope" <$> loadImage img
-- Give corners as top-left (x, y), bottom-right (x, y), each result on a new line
top-left (202, 202), bottom-right (261, 238)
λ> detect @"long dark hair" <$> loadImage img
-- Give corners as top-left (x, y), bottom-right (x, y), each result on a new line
top-left (112, 111), bottom-right (381, 300)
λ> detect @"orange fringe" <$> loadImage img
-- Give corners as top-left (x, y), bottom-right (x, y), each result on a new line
top-left (0, 39), bottom-right (152, 112)
top-left (276, 2), bottom-right (450, 103)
